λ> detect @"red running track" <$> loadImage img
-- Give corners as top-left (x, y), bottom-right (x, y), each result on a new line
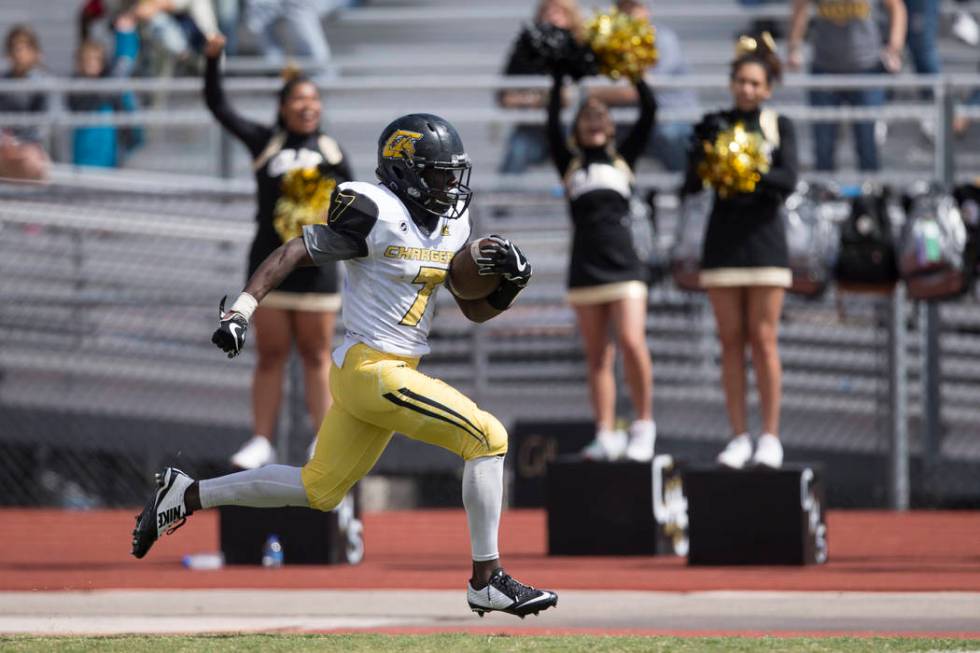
top-left (1, 509), bottom-right (978, 592)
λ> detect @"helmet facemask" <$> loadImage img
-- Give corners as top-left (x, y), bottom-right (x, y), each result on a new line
top-left (415, 158), bottom-right (473, 219)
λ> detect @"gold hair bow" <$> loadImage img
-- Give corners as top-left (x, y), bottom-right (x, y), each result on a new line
top-left (735, 31), bottom-right (776, 58)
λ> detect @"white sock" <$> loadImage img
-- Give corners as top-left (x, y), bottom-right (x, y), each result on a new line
top-left (462, 455), bottom-right (503, 563)
top-left (630, 419), bottom-right (656, 436)
top-left (198, 464), bottom-right (309, 509)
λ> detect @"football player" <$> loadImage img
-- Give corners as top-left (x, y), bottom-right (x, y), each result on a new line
top-left (131, 114), bottom-right (557, 619)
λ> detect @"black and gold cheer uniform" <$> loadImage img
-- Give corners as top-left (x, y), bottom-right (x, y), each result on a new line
top-left (547, 75), bottom-right (656, 305)
top-left (682, 108), bottom-right (798, 287)
top-left (205, 57), bottom-right (352, 310)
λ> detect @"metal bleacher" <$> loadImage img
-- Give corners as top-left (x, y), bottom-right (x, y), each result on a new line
top-left (2, 1), bottom-right (980, 506)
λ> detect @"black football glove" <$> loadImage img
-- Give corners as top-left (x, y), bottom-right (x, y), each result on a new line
top-left (474, 235), bottom-right (532, 288)
top-left (212, 295), bottom-right (249, 358)
top-left (475, 235), bottom-right (533, 310)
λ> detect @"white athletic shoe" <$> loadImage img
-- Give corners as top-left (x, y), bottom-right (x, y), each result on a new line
top-left (953, 10), bottom-right (980, 46)
top-left (581, 429), bottom-right (628, 461)
top-left (717, 433), bottom-right (753, 469)
top-left (230, 435), bottom-right (276, 469)
top-left (625, 420), bottom-right (657, 462)
top-left (752, 433), bottom-right (784, 469)
top-left (467, 568), bottom-right (558, 618)
top-left (131, 467), bottom-right (195, 559)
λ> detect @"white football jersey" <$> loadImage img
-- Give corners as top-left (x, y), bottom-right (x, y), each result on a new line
top-left (329, 181), bottom-right (471, 363)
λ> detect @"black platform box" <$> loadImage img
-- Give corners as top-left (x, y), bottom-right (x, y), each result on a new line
top-left (219, 491), bottom-right (362, 565)
top-left (510, 421), bottom-right (596, 508)
top-left (546, 455), bottom-right (687, 556)
top-left (685, 464), bottom-right (827, 566)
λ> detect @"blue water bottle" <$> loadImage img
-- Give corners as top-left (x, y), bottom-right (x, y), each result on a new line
top-left (261, 534), bottom-right (284, 568)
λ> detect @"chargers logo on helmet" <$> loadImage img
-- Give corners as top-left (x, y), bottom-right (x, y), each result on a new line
top-left (382, 130), bottom-right (424, 161)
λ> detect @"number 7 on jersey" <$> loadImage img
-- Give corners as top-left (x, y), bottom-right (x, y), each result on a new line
top-left (399, 266), bottom-right (447, 327)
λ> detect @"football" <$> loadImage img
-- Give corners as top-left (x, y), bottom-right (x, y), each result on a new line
top-left (448, 238), bottom-right (501, 300)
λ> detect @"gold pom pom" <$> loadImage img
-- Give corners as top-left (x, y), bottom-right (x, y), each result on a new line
top-left (585, 8), bottom-right (658, 81)
top-left (274, 168), bottom-right (336, 242)
top-left (696, 123), bottom-right (772, 199)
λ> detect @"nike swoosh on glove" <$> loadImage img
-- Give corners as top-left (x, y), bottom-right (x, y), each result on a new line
top-left (212, 295), bottom-right (249, 358)
top-left (474, 235), bottom-right (532, 288)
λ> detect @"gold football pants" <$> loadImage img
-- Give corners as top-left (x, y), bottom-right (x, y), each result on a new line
top-left (301, 343), bottom-right (508, 511)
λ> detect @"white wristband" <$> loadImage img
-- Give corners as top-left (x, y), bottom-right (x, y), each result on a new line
top-left (229, 292), bottom-right (258, 321)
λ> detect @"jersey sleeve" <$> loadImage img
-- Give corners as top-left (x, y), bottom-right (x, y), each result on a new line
top-left (302, 185), bottom-right (380, 264)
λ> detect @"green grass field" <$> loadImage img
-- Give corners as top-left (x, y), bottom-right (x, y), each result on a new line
top-left (2, 635), bottom-right (978, 652)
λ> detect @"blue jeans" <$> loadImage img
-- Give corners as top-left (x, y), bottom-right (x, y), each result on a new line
top-left (215, 0), bottom-right (241, 55)
top-left (905, 0), bottom-right (941, 74)
top-left (810, 66), bottom-right (886, 172)
top-left (649, 122), bottom-right (691, 172)
top-left (246, 0), bottom-right (330, 64)
top-left (498, 125), bottom-right (550, 174)
top-left (905, 0), bottom-right (941, 99)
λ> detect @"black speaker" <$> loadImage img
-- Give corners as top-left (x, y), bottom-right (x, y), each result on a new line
top-left (685, 464), bottom-right (828, 566)
top-left (218, 491), bottom-right (363, 565)
top-left (546, 455), bottom-right (688, 556)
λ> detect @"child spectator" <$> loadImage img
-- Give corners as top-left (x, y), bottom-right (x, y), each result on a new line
top-left (0, 25), bottom-right (50, 180)
top-left (67, 21), bottom-right (143, 168)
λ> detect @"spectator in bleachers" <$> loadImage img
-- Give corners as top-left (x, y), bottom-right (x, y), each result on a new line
top-left (589, 0), bottom-right (698, 173)
top-left (788, 0), bottom-right (906, 172)
top-left (133, 0), bottom-right (219, 73)
top-left (681, 38), bottom-right (797, 469)
top-left (67, 19), bottom-right (143, 168)
top-left (244, 0), bottom-right (331, 70)
top-left (203, 33), bottom-right (352, 469)
top-left (903, 0), bottom-right (940, 140)
top-left (548, 59), bottom-right (659, 463)
top-left (904, 0), bottom-right (939, 85)
top-left (497, 0), bottom-right (584, 175)
top-left (214, 0), bottom-right (241, 55)
top-left (0, 25), bottom-right (50, 181)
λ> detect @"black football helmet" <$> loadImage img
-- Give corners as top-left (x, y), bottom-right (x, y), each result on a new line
top-left (376, 113), bottom-right (473, 219)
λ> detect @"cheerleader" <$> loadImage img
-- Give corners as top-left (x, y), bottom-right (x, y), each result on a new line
top-left (681, 35), bottom-right (798, 469)
top-left (548, 68), bottom-right (658, 461)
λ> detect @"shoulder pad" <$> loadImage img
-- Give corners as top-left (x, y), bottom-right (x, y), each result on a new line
top-left (327, 185), bottom-right (379, 243)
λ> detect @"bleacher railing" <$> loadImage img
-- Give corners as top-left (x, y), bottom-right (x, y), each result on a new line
top-left (2, 73), bottom-right (980, 510)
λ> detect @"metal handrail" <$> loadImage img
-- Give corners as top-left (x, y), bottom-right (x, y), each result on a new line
top-left (333, 1), bottom-right (980, 23)
top-left (0, 102), bottom-right (964, 128)
top-left (0, 72), bottom-right (977, 94)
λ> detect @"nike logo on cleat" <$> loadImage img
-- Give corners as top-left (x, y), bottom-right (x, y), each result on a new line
top-left (157, 505), bottom-right (184, 529)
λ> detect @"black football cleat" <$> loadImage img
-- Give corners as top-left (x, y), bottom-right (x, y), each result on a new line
top-left (466, 568), bottom-right (558, 618)
top-left (131, 467), bottom-right (194, 559)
